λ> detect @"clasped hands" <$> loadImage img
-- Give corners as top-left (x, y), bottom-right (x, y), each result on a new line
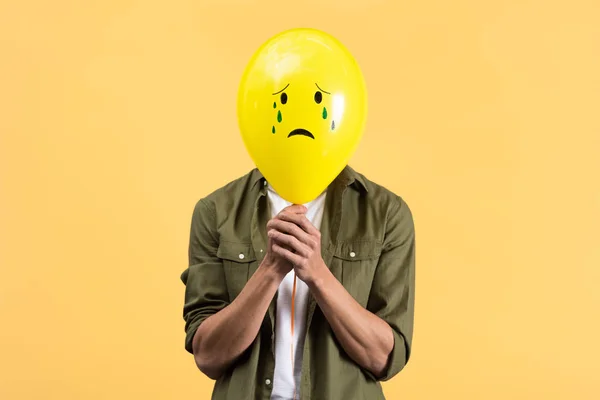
top-left (264, 204), bottom-right (327, 286)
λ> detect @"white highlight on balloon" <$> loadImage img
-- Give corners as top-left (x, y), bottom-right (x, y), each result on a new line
top-left (331, 94), bottom-right (345, 129)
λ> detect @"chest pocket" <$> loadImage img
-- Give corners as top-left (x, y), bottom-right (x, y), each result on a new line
top-left (217, 241), bottom-right (258, 302)
top-left (332, 239), bottom-right (383, 308)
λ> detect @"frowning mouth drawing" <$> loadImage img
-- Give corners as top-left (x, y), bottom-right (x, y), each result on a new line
top-left (287, 129), bottom-right (315, 139)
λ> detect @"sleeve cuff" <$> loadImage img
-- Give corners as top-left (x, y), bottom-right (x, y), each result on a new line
top-left (379, 328), bottom-right (409, 381)
top-left (363, 328), bottom-right (410, 382)
top-left (184, 318), bottom-right (205, 354)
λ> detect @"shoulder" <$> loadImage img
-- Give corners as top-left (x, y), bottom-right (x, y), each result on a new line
top-left (198, 168), bottom-right (262, 208)
top-left (349, 167), bottom-right (413, 219)
top-left (194, 168), bottom-right (263, 222)
top-left (348, 167), bottom-right (415, 248)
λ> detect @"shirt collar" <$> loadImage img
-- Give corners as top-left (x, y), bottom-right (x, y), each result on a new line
top-left (250, 165), bottom-right (369, 193)
top-left (335, 165), bottom-right (369, 193)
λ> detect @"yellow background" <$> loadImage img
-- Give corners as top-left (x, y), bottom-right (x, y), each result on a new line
top-left (1, 1), bottom-right (599, 399)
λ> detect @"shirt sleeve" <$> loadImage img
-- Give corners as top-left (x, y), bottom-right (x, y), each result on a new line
top-left (180, 198), bottom-right (229, 354)
top-left (365, 195), bottom-right (416, 381)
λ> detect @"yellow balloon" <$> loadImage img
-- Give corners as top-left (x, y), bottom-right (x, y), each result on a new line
top-left (237, 28), bottom-right (367, 204)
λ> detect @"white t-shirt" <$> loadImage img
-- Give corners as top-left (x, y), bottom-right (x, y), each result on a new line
top-left (267, 184), bottom-right (327, 400)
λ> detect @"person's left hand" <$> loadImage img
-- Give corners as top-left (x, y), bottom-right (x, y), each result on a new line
top-left (266, 209), bottom-right (327, 285)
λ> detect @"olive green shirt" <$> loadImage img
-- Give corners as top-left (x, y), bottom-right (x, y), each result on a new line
top-left (181, 166), bottom-right (415, 400)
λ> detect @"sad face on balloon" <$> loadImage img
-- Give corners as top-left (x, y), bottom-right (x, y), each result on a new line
top-left (271, 82), bottom-right (336, 137)
top-left (238, 28), bottom-right (368, 205)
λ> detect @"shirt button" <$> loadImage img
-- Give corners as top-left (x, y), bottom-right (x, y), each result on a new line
top-left (265, 378), bottom-right (271, 386)
top-left (260, 249), bottom-right (263, 253)
top-left (350, 251), bottom-right (356, 258)
top-left (238, 253), bottom-right (245, 260)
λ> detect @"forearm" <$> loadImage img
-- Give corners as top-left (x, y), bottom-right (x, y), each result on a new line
top-left (192, 264), bottom-right (283, 379)
top-left (308, 268), bottom-right (394, 378)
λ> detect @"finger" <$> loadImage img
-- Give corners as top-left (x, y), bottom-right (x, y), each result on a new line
top-left (268, 230), bottom-right (310, 257)
top-left (281, 204), bottom-right (307, 215)
top-left (272, 242), bottom-right (304, 266)
top-left (277, 212), bottom-right (320, 237)
top-left (267, 219), bottom-right (311, 245)
top-left (267, 228), bottom-right (293, 250)
top-left (273, 211), bottom-right (308, 229)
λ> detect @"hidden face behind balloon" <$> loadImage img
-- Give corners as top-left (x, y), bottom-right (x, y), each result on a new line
top-left (237, 28), bottom-right (367, 204)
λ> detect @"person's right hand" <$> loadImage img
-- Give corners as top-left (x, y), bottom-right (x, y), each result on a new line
top-left (262, 204), bottom-right (307, 279)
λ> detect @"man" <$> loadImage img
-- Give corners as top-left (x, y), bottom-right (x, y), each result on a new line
top-left (181, 165), bottom-right (415, 400)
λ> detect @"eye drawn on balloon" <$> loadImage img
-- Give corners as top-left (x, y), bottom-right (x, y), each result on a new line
top-left (315, 83), bottom-right (335, 131)
top-left (314, 91), bottom-right (322, 104)
top-left (271, 83), bottom-right (289, 135)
